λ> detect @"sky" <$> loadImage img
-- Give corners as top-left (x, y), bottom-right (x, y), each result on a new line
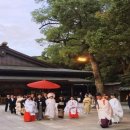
top-left (0, 0), bottom-right (47, 56)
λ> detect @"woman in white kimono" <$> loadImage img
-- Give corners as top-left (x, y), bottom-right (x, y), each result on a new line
top-left (45, 93), bottom-right (56, 120)
top-left (109, 94), bottom-right (123, 123)
top-left (64, 97), bottom-right (79, 118)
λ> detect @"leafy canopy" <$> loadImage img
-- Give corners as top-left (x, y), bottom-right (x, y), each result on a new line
top-left (32, 0), bottom-right (130, 83)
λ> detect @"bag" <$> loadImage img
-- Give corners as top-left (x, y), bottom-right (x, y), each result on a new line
top-left (24, 112), bottom-right (31, 122)
top-left (100, 118), bottom-right (109, 128)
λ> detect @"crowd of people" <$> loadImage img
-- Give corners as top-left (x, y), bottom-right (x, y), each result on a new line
top-left (4, 92), bottom-right (126, 128)
top-left (4, 92), bottom-right (94, 120)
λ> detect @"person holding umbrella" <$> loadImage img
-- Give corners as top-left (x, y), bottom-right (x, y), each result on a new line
top-left (27, 80), bottom-right (60, 120)
top-left (36, 94), bottom-right (46, 120)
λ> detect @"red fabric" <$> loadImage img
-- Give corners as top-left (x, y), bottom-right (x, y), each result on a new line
top-left (24, 112), bottom-right (36, 122)
top-left (27, 80), bottom-right (60, 89)
top-left (24, 112), bottom-right (31, 122)
top-left (31, 115), bottom-right (36, 121)
top-left (69, 108), bottom-right (79, 118)
top-left (69, 112), bottom-right (79, 118)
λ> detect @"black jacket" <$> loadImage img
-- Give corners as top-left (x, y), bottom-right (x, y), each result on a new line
top-left (36, 98), bottom-right (46, 111)
top-left (57, 99), bottom-right (66, 109)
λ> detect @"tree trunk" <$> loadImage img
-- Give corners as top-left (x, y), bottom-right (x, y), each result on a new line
top-left (89, 54), bottom-right (104, 94)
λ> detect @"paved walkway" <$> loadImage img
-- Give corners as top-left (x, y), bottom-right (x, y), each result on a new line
top-left (0, 105), bottom-right (130, 130)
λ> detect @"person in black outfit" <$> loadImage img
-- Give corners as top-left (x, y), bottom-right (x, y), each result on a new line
top-left (5, 95), bottom-right (10, 112)
top-left (57, 96), bottom-right (66, 118)
top-left (126, 92), bottom-right (130, 109)
top-left (42, 93), bottom-right (47, 113)
top-left (9, 95), bottom-right (16, 114)
top-left (36, 94), bottom-right (46, 120)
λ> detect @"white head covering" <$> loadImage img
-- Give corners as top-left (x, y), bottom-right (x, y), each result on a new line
top-left (47, 92), bottom-right (55, 98)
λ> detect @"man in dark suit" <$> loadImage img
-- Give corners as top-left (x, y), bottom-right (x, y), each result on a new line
top-left (36, 94), bottom-right (46, 120)
top-left (9, 95), bottom-right (16, 114)
top-left (42, 93), bottom-right (47, 113)
top-left (5, 95), bottom-right (10, 112)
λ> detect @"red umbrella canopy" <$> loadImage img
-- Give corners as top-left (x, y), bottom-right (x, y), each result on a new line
top-left (27, 80), bottom-right (60, 89)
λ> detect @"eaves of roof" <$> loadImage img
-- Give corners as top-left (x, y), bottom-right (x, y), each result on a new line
top-left (0, 76), bottom-right (93, 84)
top-left (0, 65), bottom-right (93, 75)
top-left (119, 87), bottom-right (130, 91)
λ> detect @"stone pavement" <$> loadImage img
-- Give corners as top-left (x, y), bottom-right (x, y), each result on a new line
top-left (0, 105), bottom-right (130, 130)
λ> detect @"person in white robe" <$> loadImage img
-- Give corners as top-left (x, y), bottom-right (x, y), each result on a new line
top-left (109, 94), bottom-right (123, 123)
top-left (45, 93), bottom-right (56, 119)
top-left (96, 93), bottom-right (113, 128)
top-left (15, 96), bottom-right (24, 115)
top-left (24, 97), bottom-right (37, 116)
top-left (64, 97), bottom-right (79, 118)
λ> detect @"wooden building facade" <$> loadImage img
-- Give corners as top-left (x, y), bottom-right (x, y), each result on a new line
top-left (0, 42), bottom-right (95, 98)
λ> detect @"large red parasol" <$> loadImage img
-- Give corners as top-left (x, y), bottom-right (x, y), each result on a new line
top-left (27, 80), bottom-right (60, 89)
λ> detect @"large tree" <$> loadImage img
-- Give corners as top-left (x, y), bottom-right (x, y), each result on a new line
top-left (89, 0), bottom-right (130, 79)
top-left (32, 0), bottom-right (104, 93)
top-left (32, 0), bottom-right (130, 93)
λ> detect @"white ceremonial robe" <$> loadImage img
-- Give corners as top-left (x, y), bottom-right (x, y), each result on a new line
top-left (64, 99), bottom-right (80, 114)
top-left (97, 99), bottom-right (113, 121)
top-left (24, 99), bottom-right (36, 115)
top-left (109, 98), bottom-right (123, 123)
top-left (45, 98), bottom-right (56, 119)
top-left (15, 97), bottom-right (23, 115)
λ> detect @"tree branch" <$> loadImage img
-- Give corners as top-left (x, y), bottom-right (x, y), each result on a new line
top-left (39, 22), bottom-right (59, 29)
top-left (49, 37), bottom-right (78, 43)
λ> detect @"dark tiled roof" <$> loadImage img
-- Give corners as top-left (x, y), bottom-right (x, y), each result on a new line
top-left (0, 43), bottom-right (55, 67)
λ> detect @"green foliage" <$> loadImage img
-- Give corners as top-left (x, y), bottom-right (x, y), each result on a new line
top-left (33, 0), bottom-right (130, 84)
top-left (32, 0), bottom-right (100, 43)
top-left (40, 43), bottom-right (87, 69)
top-left (86, 0), bottom-right (130, 82)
